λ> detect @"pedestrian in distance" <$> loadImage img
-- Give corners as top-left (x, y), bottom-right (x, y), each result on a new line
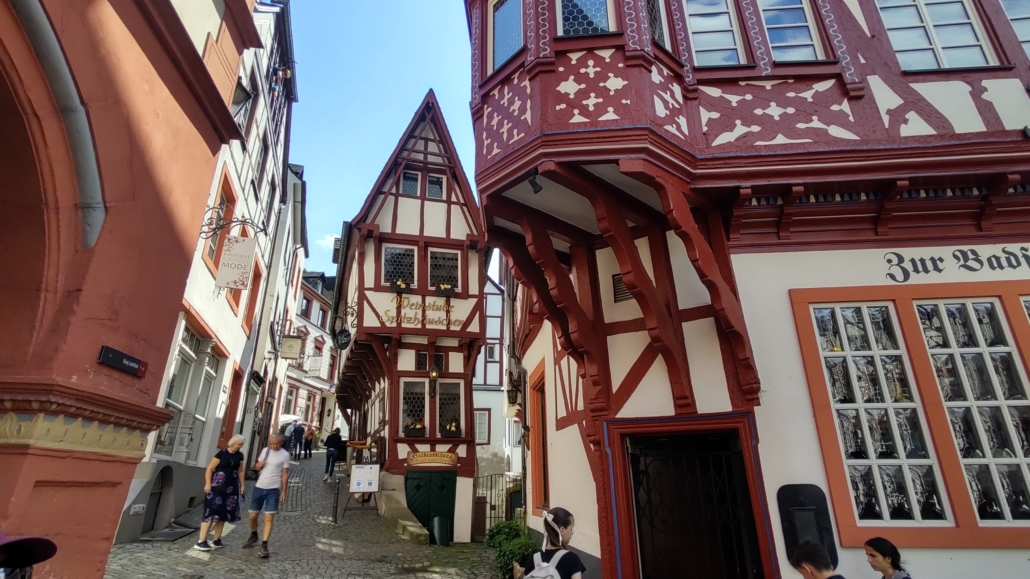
top-left (194, 434), bottom-right (246, 551)
top-left (515, 506), bottom-right (586, 579)
top-left (864, 537), bottom-right (910, 579)
top-left (242, 433), bottom-right (290, 559)
top-left (0, 529), bottom-right (57, 579)
top-left (323, 427), bottom-right (344, 482)
top-left (303, 423), bottom-right (316, 459)
top-left (790, 540), bottom-right (846, 579)
top-left (283, 420), bottom-right (298, 455)
top-left (291, 421), bottom-right (305, 460)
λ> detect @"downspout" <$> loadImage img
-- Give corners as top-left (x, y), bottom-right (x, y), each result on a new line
top-left (11, 0), bottom-right (106, 247)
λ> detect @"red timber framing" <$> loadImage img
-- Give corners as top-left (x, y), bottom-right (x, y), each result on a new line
top-left (603, 413), bottom-right (779, 579)
top-left (331, 90), bottom-right (485, 481)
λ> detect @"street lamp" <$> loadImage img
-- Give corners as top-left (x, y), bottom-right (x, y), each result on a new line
top-left (429, 364), bottom-right (440, 397)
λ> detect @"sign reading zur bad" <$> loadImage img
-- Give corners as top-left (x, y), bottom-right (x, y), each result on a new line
top-left (884, 246), bottom-right (1030, 283)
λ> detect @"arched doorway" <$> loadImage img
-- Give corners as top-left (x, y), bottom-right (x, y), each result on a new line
top-left (0, 50), bottom-right (46, 370)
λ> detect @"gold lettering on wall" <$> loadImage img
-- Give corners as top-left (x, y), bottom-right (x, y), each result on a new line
top-left (377, 295), bottom-right (465, 328)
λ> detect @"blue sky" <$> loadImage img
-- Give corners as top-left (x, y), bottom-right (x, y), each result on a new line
top-left (289, 1), bottom-right (476, 276)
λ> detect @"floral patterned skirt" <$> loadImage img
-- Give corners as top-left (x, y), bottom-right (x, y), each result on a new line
top-left (202, 469), bottom-right (241, 523)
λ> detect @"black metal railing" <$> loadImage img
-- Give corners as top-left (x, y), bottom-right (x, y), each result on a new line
top-left (471, 473), bottom-right (525, 541)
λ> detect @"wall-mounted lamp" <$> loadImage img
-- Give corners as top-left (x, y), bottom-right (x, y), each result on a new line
top-left (429, 364), bottom-right (440, 397)
top-left (528, 169), bottom-right (543, 194)
top-left (506, 385), bottom-right (520, 406)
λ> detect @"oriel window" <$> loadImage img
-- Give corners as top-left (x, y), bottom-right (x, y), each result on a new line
top-left (492, 0), bottom-right (524, 70)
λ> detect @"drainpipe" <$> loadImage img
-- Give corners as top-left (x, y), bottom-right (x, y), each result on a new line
top-left (11, 0), bottom-right (106, 247)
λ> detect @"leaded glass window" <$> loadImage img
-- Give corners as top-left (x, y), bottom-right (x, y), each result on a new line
top-left (561, 0), bottom-right (611, 35)
top-left (383, 246), bottom-right (415, 285)
top-left (684, 0), bottom-right (745, 65)
top-left (1001, 0), bottom-right (1030, 58)
top-left (429, 250), bottom-right (460, 289)
top-left (759, 0), bottom-right (822, 61)
top-left (647, 0), bottom-right (670, 48)
top-left (427, 175), bottom-right (445, 199)
top-left (439, 382), bottom-right (462, 433)
top-left (493, 0), bottom-right (524, 70)
top-left (401, 171), bottom-right (419, 196)
top-left (813, 304), bottom-right (948, 523)
top-left (917, 299), bottom-right (1030, 521)
top-left (402, 381), bottom-right (426, 427)
top-left (416, 352), bottom-right (447, 372)
top-left (874, 0), bottom-right (991, 70)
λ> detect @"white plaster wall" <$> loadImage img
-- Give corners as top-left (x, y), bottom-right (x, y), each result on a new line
top-left (682, 318), bottom-right (732, 414)
top-left (473, 389), bottom-right (507, 475)
top-left (424, 202), bottom-right (448, 237)
top-left (451, 206), bottom-right (471, 239)
top-left (448, 352), bottom-right (463, 373)
top-left (395, 197), bottom-right (421, 235)
top-left (616, 356), bottom-right (674, 419)
top-left (666, 230), bottom-right (711, 308)
top-left (397, 349), bottom-right (416, 372)
top-left (454, 476), bottom-right (474, 543)
top-left (733, 243), bottom-right (1030, 579)
top-left (363, 240), bottom-right (375, 288)
top-left (373, 195), bottom-right (393, 232)
top-left (607, 331), bottom-right (650, 391)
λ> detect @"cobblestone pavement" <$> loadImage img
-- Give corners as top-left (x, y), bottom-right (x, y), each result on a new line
top-left (105, 452), bottom-right (497, 579)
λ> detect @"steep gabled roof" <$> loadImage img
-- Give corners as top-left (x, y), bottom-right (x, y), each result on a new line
top-left (351, 90), bottom-right (483, 234)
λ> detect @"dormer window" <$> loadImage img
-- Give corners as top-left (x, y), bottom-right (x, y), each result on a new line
top-left (491, 0), bottom-right (524, 71)
top-left (401, 171), bottom-right (420, 196)
top-left (560, 0), bottom-right (614, 36)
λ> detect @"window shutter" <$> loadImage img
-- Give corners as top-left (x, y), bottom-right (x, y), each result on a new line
top-left (612, 273), bottom-right (632, 303)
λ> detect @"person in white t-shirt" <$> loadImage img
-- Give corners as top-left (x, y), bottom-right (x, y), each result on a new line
top-left (242, 433), bottom-right (290, 558)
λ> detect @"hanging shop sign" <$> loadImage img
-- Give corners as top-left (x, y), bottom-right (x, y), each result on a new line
top-left (280, 335), bottom-right (303, 359)
top-left (215, 236), bottom-right (257, 289)
top-left (884, 246), bottom-right (1030, 283)
top-left (406, 451), bottom-right (459, 466)
top-left (378, 295), bottom-right (465, 328)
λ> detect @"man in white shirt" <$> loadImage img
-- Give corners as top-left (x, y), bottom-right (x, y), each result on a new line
top-left (242, 433), bottom-right (290, 558)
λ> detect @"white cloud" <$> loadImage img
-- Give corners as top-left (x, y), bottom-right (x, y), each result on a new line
top-left (315, 234), bottom-right (337, 250)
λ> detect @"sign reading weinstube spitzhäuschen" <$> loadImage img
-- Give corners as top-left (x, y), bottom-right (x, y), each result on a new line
top-left (215, 236), bottom-right (257, 289)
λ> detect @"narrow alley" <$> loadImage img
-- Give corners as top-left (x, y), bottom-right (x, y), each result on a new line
top-left (104, 453), bottom-right (496, 579)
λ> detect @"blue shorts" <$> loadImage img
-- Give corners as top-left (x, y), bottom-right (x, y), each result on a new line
top-left (248, 486), bottom-right (281, 514)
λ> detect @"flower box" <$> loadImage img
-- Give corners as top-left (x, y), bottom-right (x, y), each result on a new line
top-left (434, 286), bottom-right (455, 298)
top-left (403, 427), bottom-right (426, 438)
top-left (390, 280), bottom-right (412, 294)
top-left (440, 428), bottom-right (462, 438)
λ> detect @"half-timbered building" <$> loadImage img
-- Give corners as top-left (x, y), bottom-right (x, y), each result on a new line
top-left (467, 0), bottom-right (1030, 577)
top-left (331, 91), bottom-right (486, 543)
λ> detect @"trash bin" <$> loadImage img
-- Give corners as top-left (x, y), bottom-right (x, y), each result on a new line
top-left (430, 516), bottom-right (450, 547)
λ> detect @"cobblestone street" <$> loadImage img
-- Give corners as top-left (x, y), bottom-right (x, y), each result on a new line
top-left (105, 452), bottom-right (497, 579)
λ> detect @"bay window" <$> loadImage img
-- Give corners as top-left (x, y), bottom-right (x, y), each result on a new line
top-left (560, 0), bottom-right (615, 36)
top-left (684, 0), bottom-right (746, 65)
top-left (647, 0), bottom-right (672, 49)
top-left (874, 0), bottom-right (991, 70)
top-left (491, 0), bottom-right (523, 71)
top-left (759, 0), bottom-right (824, 61)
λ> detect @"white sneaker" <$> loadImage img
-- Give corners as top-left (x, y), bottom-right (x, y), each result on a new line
top-left (323, 475), bottom-right (329, 482)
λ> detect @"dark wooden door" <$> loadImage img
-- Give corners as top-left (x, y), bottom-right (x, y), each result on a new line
top-left (405, 470), bottom-right (457, 543)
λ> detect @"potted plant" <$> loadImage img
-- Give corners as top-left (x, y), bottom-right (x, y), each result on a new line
top-left (403, 420), bottom-right (426, 438)
top-left (390, 279), bottom-right (412, 294)
top-left (435, 283), bottom-right (455, 297)
top-left (441, 420), bottom-right (462, 438)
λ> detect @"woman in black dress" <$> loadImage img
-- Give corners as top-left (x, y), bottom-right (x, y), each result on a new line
top-left (194, 435), bottom-right (246, 551)
top-left (518, 507), bottom-right (586, 579)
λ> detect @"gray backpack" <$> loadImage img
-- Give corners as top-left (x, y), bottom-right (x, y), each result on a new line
top-left (525, 550), bottom-right (567, 579)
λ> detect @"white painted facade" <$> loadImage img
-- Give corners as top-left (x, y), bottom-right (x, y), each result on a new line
top-left (473, 278), bottom-right (507, 475)
top-left (114, 2), bottom-right (303, 543)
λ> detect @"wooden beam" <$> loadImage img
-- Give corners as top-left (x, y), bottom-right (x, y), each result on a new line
top-left (621, 158), bottom-right (761, 401)
top-left (541, 161), bottom-right (694, 413)
top-left (485, 194), bottom-right (596, 246)
top-left (550, 164), bottom-right (668, 226)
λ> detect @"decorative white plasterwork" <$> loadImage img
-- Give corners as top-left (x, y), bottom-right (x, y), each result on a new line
top-left (831, 99), bottom-right (854, 122)
top-left (786, 79), bottom-right (836, 102)
top-left (558, 76), bottom-right (587, 98)
top-left (755, 134), bottom-right (814, 145)
top-left (601, 73), bottom-right (629, 95)
top-left (754, 102), bottom-right (796, 120)
top-left (842, 0), bottom-right (871, 36)
top-left (712, 120), bottom-right (761, 146)
top-left (700, 107), bottom-right (721, 133)
top-left (796, 116), bottom-right (860, 139)
top-left (699, 86), bottom-right (754, 106)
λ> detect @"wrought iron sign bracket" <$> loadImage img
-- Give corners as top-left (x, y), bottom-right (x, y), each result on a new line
top-left (199, 204), bottom-right (267, 240)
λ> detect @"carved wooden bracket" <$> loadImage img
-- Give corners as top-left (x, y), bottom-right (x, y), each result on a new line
top-left (621, 159), bottom-right (761, 401)
top-left (729, 186), bottom-right (753, 242)
top-left (778, 185), bottom-right (805, 240)
top-left (981, 174), bottom-right (1021, 232)
top-left (540, 161), bottom-right (695, 413)
top-left (876, 179), bottom-right (908, 237)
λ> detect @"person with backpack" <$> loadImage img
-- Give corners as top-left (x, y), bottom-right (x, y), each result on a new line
top-left (517, 506), bottom-right (585, 579)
